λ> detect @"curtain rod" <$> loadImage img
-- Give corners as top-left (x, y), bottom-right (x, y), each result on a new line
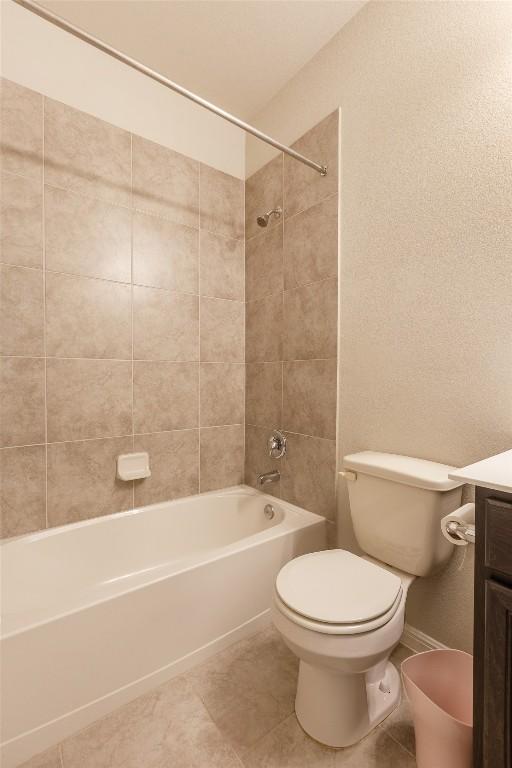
top-left (12, 0), bottom-right (328, 176)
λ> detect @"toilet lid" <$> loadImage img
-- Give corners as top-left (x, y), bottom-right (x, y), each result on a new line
top-left (275, 550), bottom-right (402, 625)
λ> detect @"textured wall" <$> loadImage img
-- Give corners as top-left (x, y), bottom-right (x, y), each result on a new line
top-left (246, 1), bottom-right (512, 651)
top-left (0, 79), bottom-right (245, 537)
top-left (244, 112), bottom-right (339, 543)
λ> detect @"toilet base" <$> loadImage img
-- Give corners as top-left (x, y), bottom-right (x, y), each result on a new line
top-left (295, 659), bottom-right (400, 748)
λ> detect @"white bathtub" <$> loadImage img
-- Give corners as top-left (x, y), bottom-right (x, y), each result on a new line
top-left (0, 485), bottom-right (326, 767)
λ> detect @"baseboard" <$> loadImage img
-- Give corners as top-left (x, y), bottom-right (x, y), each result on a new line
top-left (401, 623), bottom-right (449, 653)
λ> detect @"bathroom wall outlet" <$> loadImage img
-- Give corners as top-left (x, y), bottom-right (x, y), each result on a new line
top-left (117, 452), bottom-right (151, 481)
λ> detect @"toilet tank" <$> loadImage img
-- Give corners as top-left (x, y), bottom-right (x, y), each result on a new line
top-left (342, 452), bottom-right (464, 577)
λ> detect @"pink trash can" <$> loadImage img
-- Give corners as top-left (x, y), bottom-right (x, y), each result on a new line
top-left (401, 649), bottom-right (473, 768)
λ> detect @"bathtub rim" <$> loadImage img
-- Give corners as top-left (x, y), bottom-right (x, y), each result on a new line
top-left (1, 485), bottom-right (326, 640)
top-left (1, 484), bottom-right (283, 546)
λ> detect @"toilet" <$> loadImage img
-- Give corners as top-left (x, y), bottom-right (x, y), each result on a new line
top-left (272, 451), bottom-right (464, 748)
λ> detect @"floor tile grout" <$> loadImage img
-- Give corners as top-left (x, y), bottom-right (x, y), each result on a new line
top-left (383, 728), bottom-right (416, 759)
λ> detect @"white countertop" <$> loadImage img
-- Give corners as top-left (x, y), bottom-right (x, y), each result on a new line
top-left (449, 449), bottom-right (512, 494)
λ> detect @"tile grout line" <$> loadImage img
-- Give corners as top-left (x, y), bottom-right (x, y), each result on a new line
top-left (334, 108), bottom-right (342, 542)
top-left (191, 687), bottom-right (246, 768)
top-left (0, 355), bottom-right (245, 364)
top-left (246, 358), bottom-right (337, 364)
top-left (69, 273), bottom-right (245, 303)
top-left (245, 424), bottom-right (336, 443)
top-left (235, 716), bottom-right (295, 766)
top-left (198, 163), bottom-right (202, 492)
top-left (280, 153), bottom-right (285, 501)
top-left (130, 132), bottom-right (135, 509)
top-left (242, 161), bottom-right (246, 485)
top-left (245, 273), bottom-right (338, 305)
top-left (1, 260), bottom-right (249, 305)
top-left (244, 189), bottom-right (338, 245)
top-left (382, 727), bottom-right (417, 760)
top-left (34, 172), bottom-right (245, 242)
top-left (1, 424), bottom-right (246, 452)
top-left (42, 94), bottom-right (49, 530)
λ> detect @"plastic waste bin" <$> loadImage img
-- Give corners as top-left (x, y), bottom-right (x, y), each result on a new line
top-left (401, 649), bottom-right (473, 768)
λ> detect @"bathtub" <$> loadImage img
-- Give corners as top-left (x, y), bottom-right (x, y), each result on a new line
top-left (0, 485), bottom-right (326, 767)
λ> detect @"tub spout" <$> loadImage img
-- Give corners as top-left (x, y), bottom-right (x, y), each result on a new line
top-left (257, 471), bottom-right (280, 486)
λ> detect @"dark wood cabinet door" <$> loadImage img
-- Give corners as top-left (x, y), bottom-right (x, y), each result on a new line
top-left (485, 500), bottom-right (512, 575)
top-left (484, 580), bottom-right (512, 768)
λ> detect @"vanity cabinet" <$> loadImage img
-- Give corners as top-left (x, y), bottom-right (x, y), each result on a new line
top-left (474, 487), bottom-right (512, 768)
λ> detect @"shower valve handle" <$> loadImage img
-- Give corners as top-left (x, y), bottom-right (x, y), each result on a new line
top-left (268, 430), bottom-right (287, 459)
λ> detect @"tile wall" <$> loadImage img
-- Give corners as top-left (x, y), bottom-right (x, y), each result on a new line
top-left (244, 112), bottom-right (339, 538)
top-left (0, 78), bottom-right (245, 537)
top-left (0, 81), bottom-right (338, 540)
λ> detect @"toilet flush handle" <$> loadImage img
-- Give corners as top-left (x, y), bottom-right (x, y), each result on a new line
top-left (339, 470), bottom-right (357, 482)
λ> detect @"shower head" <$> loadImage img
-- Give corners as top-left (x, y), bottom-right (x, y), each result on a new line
top-left (256, 207), bottom-right (282, 228)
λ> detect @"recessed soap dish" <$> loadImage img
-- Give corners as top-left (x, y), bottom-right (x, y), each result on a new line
top-left (117, 452), bottom-right (151, 481)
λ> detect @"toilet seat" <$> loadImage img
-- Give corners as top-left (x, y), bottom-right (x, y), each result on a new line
top-left (275, 549), bottom-right (403, 636)
top-left (274, 589), bottom-right (403, 635)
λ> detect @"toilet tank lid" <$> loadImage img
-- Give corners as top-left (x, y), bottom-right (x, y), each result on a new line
top-left (342, 452), bottom-right (464, 491)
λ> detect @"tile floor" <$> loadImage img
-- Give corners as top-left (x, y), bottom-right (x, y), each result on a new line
top-left (22, 627), bottom-right (416, 768)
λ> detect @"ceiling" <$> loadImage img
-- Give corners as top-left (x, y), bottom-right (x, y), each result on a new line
top-left (40, 0), bottom-right (366, 118)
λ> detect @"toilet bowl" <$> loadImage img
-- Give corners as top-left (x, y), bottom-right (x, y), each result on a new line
top-left (272, 451), bottom-right (465, 748)
top-left (272, 549), bottom-right (414, 747)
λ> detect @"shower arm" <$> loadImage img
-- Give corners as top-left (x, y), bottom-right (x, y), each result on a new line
top-left (11, 0), bottom-right (328, 177)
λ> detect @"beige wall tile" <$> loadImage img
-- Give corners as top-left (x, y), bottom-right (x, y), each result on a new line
top-left (200, 298), bottom-right (244, 362)
top-left (283, 359), bottom-right (337, 439)
top-left (200, 230), bottom-right (244, 300)
top-left (47, 359), bottom-right (132, 442)
top-left (46, 273), bottom-right (131, 359)
top-left (245, 155), bottom-right (283, 241)
top-left (200, 425), bottom-right (244, 492)
top-left (245, 115), bottom-right (339, 535)
top-left (0, 172), bottom-right (43, 268)
top-left (0, 91), bottom-right (344, 534)
top-left (0, 265), bottom-right (44, 356)
top-left (0, 79), bottom-right (43, 180)
top-left (44, 98), bottom-right (131, 206)
top-left (45, 186), bottom-right (131, 282)
top-left (134, 430), bottom-right (199, 506)
top-left (245, 225), bottom-right (284, 302)
top-left (132, 135), bottom-right (199, 228)
top-left (0, 445), bottom-right (46, 538)
top-left (47, 437), bottom-right (133, 526)
top-left (200, 362), bottom-right (244, 427)
top-left (284, 111), bottom-right (339, 219)
top-left (284, 195), bottom-right (338, 289)
top-left (245, 362), bottom-right (282, 428)
top-left (133, 286), bottom-right (199, 362)
top-left (0, 357), bottom-right (45, 447)
top-left (200, 164), bottom-right (244, 240)
top-left (281, 433), bottom-right (336, 519)
top-left (133, 212), bottom-right (199, 294)
top-left (283, 278), bottom-right (337, 360)
top-left (244, 424), bottom-right (281, 495)
top-left (246, 296), bottom-right (282, 363)
top-left (134, 361), bottom-right (199, 433)
top-left (18, 746), bottom-right (63, 768)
